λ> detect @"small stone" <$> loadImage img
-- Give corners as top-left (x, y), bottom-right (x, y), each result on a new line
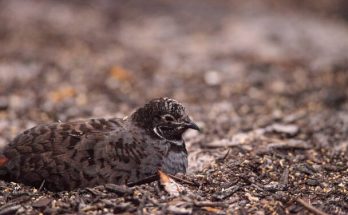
top-left (104, 184), bottom-right (132, 195)
top-left (306, 179), bottom-right (320, 186)
top-left (296, 164), bottom-right (315, 175)
top-left (32, 197), bottom-right (52, 208)
top-left (204, 70), bottom-right (222, 86)
top-left (0, 205), bottom-right (21, 215)
top-left (0, 97), bottom-right (8, 111)
top-left (268, 123), bottom-right (299, 136)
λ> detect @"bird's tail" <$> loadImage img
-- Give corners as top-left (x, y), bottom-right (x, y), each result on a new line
top-left (0, 156), bottom-right (8, 166)
top-left (0, 139), bottom-right (10, 180)
top-left (0, 155), bottom-right (9, 179)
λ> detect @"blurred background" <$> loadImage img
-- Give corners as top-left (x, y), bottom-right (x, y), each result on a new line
top-left (0, 0), bottom-right (348, 166)
top-left (1, 1), bottom-right (348, 213)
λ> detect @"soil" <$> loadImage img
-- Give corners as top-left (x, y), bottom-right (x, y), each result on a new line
top-left (0, 0), bottom-right (348, 214)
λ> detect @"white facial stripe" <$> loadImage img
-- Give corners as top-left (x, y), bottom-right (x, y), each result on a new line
top-left (153, 126), bottom-right (184, 146)
top-left (153, 127), bottom-right (165, 139)
top-left (169, 139), bottom-right (184, 146)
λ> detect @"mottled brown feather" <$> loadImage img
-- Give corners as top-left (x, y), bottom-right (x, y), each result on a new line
top-left (0, 98), bottom-right (196, 191)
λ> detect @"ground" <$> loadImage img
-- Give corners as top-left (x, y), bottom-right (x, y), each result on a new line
top-left (0, 0), bottom-right (348, 214)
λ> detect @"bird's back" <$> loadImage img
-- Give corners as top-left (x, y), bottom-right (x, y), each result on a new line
top-left (1, 118), bottom-right (138, 190)
top-left (0, 97), bottom-right (199, 192)
top-left (0, 97), bottom-right (196, 191)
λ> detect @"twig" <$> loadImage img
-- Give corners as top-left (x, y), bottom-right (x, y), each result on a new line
top-left (38, 180), bottom-right (45, 192)
top-left (167, 173), bottom-right (199, 187)
top-left (193, 200), bottom-right (228, 208)
top-left (212, 185), bottom-right (240, 200)
top-left (85, 187), bottom-right (104, 196)
top-left (127, 175), bottom-right (159, 187)
top-left (267, 140), bottom-right (310, 150)
top-left (280, 167), bottom-right (289, 186)
top-left (127, 172), bottom-right (198, 187)
top-left (296, 198), bottom-right (328, 215)
top-left (137, 193), bottom-right (147, 215)
top-left (216, 149), bottom-right (231, 163)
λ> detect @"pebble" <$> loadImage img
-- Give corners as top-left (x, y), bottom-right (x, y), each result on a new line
top-left (204, 71), bottom-right (222, 86)
top-left (306, 179), bottom-right (320, 186)
top-left (0, 205), bottom-right (21, 215)
top-left (0, 97), bottom-right (8, 111)
top-left (268, 123), bottom-right (299, 136)
top-left (104, 184), bottom-right (132, 195)
top-left (32, 197), bottom-right (53, 208)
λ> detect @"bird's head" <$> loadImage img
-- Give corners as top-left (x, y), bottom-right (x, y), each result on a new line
top-left (131, 98), bottom-right (200, 143)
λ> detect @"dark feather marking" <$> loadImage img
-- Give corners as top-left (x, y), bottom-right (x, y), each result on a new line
top-left (80, 156), bottom-right (88, 163)
top-left (61, 124), bottom-right (71, 131)
top-left (49, 126), bottom-right (56, 143)
top-left (32, 142), bottom-right (44, 152)
top-left (29, 132), bottom-right (39, 148)
top-left (83, 172), bottom-right (94, 181)
top-left (123, 156), bottom-right (130, 163)
top-left (113, 175), bottom-right (122, 183)
top-left (99, 118), bottom-right (108, 127)
top-left (79, 123), bottom-right (89, 133)
top-left (129, 147), bottom-right (140, 164)
top-left (135, 148), bottom-right (146, 159)
top-left (112, 168), bottom-right (131, 174)
top-left (16, 145), bottom-right (32, 154)
top-left (67, 135), bottom-right (80, 149)
top-left (109, 119), bottom-right (122, 127)
top-left (99, 158), bottom-right (105, 168)
top-left (70, 129), bottom-right (82, 136)
top-left (71, 149), bottom-right (77, 159)
top-left (87, 150), bottom-right (96, 165)
top-left (90, 119), bottom-right (102, 130)
top-left (87, 149), bottom-right (94, 159)
top-left (88, 159), bottom-right (96, 166)
top-left (117, 138), bottom-right (124, 162)
top-left (113, 141), bottom-right (120, 162)
top-left (39, 126), bottom-right (48, 134)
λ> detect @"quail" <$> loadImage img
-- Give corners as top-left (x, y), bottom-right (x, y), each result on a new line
top-left (0, 98), bottom-right (200, 191)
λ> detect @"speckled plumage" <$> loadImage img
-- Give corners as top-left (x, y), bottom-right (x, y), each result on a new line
top-left (0, 98), bottom-right (199, 191)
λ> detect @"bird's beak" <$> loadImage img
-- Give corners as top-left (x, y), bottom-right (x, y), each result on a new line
top-left (185, 119), bottom-right (200, 131)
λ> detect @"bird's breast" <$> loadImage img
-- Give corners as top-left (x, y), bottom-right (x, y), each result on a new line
top-left (160, 142), bottom-right (188, 175)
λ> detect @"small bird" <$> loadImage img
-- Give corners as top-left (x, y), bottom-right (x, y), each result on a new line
top-left (0, 98), bottom-right (200, 191)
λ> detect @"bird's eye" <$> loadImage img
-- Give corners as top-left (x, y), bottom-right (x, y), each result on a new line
top-left (163, 115), bottom-right (175, 122)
